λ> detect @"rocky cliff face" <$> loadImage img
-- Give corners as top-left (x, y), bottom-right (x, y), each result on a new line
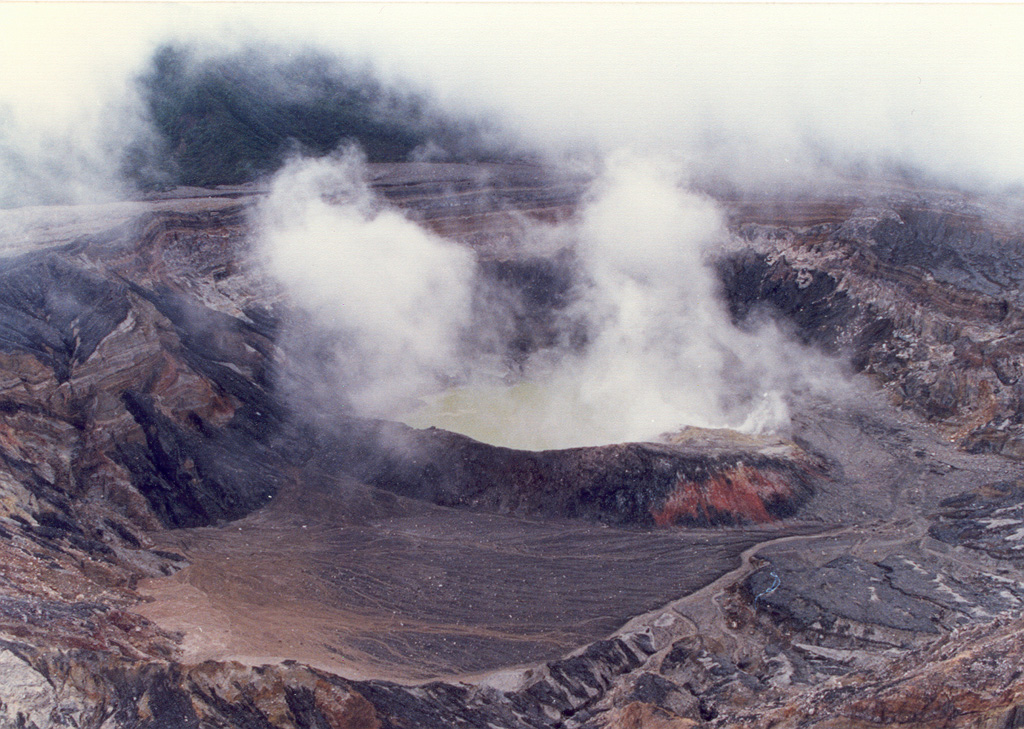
top-left (719, 191), bottom-right (1024, 457)
top-left (1, 165), bottom-right (1023, 728)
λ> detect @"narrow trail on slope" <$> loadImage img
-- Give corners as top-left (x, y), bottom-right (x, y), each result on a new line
top-left (617, 522), bottom-right (853, 642)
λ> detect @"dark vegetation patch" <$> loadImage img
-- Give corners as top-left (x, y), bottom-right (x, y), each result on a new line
top-left (126, 44), bottom-right (506, 189)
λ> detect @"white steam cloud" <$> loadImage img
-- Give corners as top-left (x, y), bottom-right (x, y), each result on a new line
top-left (0, 4), bottom-right (1010, 446)
top-left (0, 4), bottom-right (181, 207)
top-left (259, 150), bottom-right (843, 449)
top-left (472, 154), bottom-right (843, 448)
top-left (5, 5), bottom-right (1024, 199)
top-left (248, 3), bottom-right (1024, 192)
top-left (557, 156), bottom-right (771, 438)
top-left (258, 150), bottom-right (476, 415)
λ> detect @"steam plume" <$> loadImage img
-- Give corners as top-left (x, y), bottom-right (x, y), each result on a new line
top-left (484, 154), bottom-right (842, 448)
top-left (258, 149), bottom-right (476, 415)
top-left (0, 3), bottom-right (1012, 448)
top-left (258, 150), bottom-right (843, 448)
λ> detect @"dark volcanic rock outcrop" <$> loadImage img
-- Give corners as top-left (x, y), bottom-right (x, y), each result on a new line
top-left (0, 629), bottom-right (660, 729)
top-left (737, 615), bottom-right (1024, 729)
top-left (114, 390), bottom-right (285, 528)
top-left (929, 480), bottom-right (1024, 564)
top-left (744, 551), bottom-right (1023, 641)
top-left (0, 252), bottom-right (130, 383)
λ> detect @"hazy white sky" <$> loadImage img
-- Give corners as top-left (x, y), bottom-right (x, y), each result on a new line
top-left (2, 3), bottom-right (1024, 188)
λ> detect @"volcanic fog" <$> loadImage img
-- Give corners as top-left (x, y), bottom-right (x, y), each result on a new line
top-left (257, 149), bottom-right (847, 450)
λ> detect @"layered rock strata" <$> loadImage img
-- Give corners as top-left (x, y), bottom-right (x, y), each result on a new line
top-left (718, 190), bottom-right (1024, 458)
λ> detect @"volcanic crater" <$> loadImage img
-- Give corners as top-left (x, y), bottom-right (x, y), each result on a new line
top-left (3, 163), bottom-right (1024, 728)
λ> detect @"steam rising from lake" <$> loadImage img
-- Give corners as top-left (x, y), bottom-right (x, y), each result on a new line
top-left (0, 3), bottom-right (984, 446)
top-left (260, 152), bottom-right (842, 449)
top-left (258, 150), bottom-right (476, 415)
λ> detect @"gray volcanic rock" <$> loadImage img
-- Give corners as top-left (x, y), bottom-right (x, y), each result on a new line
top-left (745, 551), bottom-right (1023, 642)
top-left (746, 555), bottom-right (945, 637)
top-left (0, 630), bottom-right (656, 729)
top-left (718, 191), bottom-right (1024, 457)
top-left (114, 390), bottom-right (285, 528)
top-left (929, 481), bottom-right (1024, 563)
top-left (0, 252), bottom-right (130, 383)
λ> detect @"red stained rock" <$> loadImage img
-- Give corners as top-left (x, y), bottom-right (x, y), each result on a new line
top-left (653, 464), bottom-right (800, 526)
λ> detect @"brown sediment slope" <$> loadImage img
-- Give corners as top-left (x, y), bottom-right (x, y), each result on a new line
top-left (135, 477), bottom-right (776, 682)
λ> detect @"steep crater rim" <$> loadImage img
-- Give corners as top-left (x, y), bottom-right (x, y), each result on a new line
top-left (319, 415), bottom-right (825, 529)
